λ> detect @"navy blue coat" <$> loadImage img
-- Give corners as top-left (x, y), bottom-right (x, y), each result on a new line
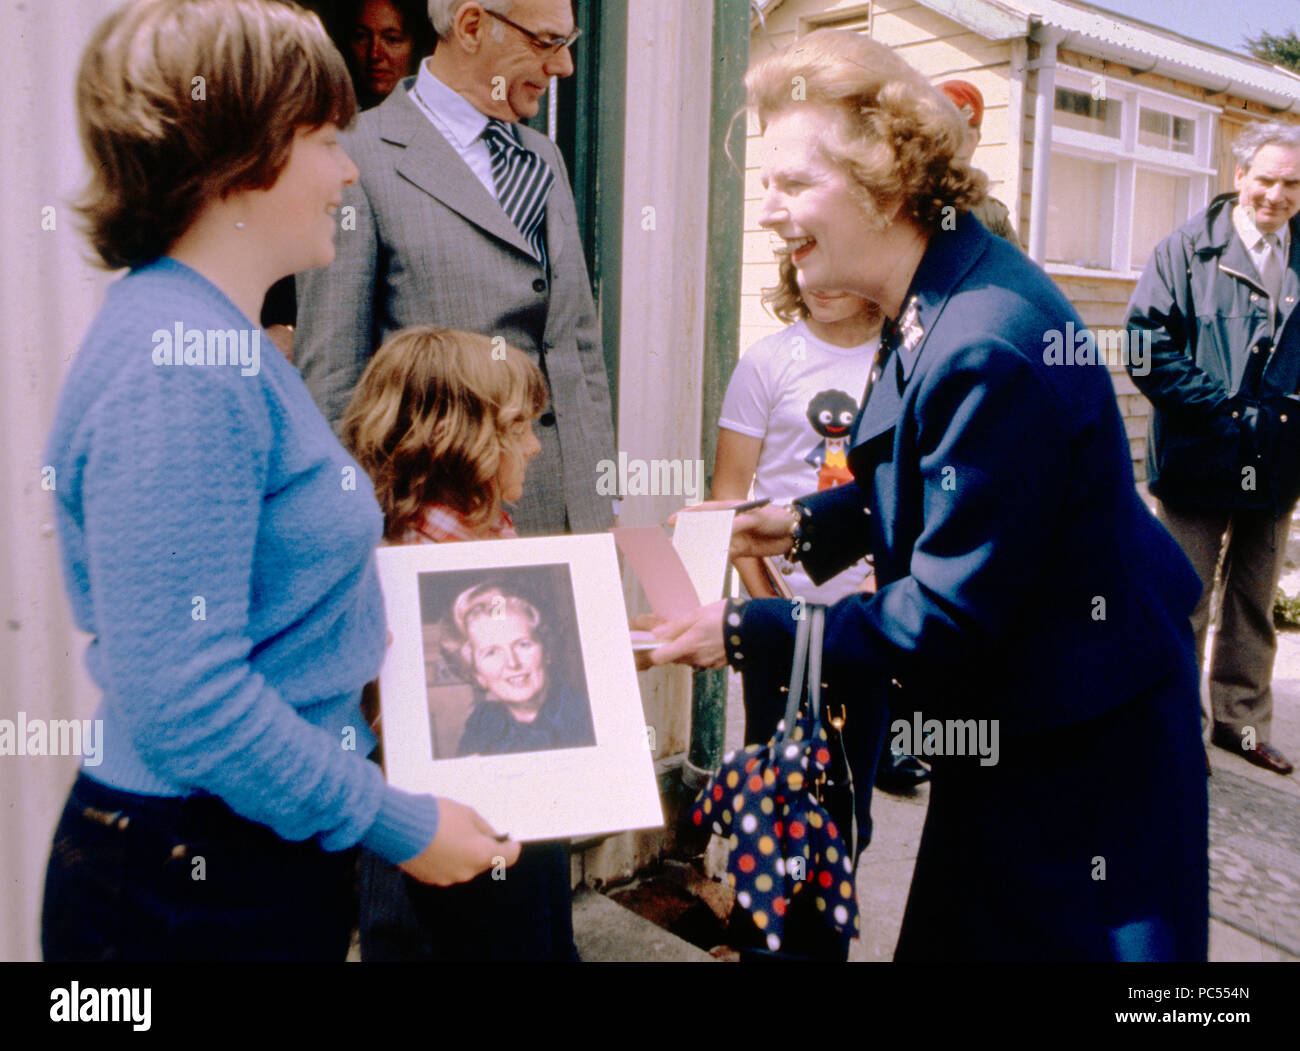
top-left (456, 682), bottom-right (595, 757)
top-left (733, 214), bottom-right (1209, 961)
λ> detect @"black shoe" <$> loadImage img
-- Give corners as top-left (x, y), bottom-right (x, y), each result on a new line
top-left (875, 747), bottom-right (930, 793)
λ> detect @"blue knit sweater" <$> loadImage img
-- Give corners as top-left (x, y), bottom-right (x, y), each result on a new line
top-left (45, 258), bottom-right (438, 863)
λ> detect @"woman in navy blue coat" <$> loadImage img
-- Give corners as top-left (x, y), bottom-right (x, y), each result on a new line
top-left (653, 29), bottom-right (1209, 961)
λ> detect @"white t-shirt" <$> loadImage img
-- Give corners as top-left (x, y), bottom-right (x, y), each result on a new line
top-left (719, 320), bottom-right (880, 604)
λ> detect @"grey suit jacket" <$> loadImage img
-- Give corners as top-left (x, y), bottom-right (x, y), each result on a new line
top-left (295, 79), bottom-right (616, 535)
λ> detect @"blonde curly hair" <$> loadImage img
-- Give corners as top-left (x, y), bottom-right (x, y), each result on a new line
top-left (762, 256), bottom-right (810, 326)
top-left (342, 326), bottom-right (547, 540)
top-left (441, 583), bottom-right (554, 686)
top-left (745, 29), bottom-right (986, 230)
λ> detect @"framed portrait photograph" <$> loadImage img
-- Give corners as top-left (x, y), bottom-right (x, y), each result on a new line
top-left (374, 534), bottom-right (664, 842)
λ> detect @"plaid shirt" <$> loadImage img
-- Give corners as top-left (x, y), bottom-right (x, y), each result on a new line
top-left (400, 503), bottom-right (517, 544)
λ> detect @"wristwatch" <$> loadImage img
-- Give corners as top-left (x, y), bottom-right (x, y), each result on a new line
top-left (784, 502), bottom-right (811, 564)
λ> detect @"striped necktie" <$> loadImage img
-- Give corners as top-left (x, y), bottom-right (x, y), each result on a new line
top-left (481, 119), bottom-right (553, 266)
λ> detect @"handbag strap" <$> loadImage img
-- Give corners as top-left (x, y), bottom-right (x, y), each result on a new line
top-left (779, 607), bottom-right (813, 739)
top-left (806, 606), bottom-right (825, 726)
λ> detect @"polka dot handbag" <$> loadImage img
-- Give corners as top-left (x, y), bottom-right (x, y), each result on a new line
top-left (690, 606), bottom-right (859, 953)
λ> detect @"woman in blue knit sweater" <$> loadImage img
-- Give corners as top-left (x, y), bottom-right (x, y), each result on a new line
top-left (40, 0), bottom-right (517, 962)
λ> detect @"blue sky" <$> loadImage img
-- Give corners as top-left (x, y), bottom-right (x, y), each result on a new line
top-left (1091, 0), bottom-right (1299, 59)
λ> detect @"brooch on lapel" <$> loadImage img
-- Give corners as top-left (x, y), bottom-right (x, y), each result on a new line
top-left (898, 295), bottom-right (924, 356)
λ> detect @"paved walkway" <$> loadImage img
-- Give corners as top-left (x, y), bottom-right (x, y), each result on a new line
top-left (1209, 766), bottom-right (1299, 957)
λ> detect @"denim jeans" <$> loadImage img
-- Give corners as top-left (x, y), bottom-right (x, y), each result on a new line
top-left (42, 773), bottom-right (355, 962)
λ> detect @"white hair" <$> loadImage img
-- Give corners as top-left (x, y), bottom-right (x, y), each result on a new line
top-left (1232, 120), bottom-right (1300, 172)
top-left (426, 0), bottom-right (515, 39)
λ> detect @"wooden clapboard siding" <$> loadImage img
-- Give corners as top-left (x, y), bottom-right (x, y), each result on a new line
top-left (1050, 273), bottom-right (1150, 476)
top-left (1056, 47), bottom-right (1295, 123)
top-left (1217, 114), bottom-right (1250, 194)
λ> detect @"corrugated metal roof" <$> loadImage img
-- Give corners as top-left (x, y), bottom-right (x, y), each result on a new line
top-left (752, 0), bottom-right (1300, 110)
top-left (751, 0), bottom-right (788, 19)
top-left (1007, 0), bottom-right (1300, 109)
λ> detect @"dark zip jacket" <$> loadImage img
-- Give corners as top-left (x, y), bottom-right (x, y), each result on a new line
top-left (1126, 191), bottom-right (1300, 513)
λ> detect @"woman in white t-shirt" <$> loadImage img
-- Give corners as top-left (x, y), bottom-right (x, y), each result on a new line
top-left (715, 257), bottom-right (929, 790)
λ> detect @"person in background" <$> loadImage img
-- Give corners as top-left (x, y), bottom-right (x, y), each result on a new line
top-left (715, 258), bottom-right (882, 604)
top-left (42, 0), bottom-right (515, 963)
top-left (343, 325), bottom-right (544, 545)
top-left (1126, 120), bottom-right (1300, 776)
top-left (936, 80), bottom-right (1021, 247)
top-left (714, 258), bottom-right (929, 793)
top-left (335, 0), bottom-right (433, 110)
top-left (342, 323), bottom-right (581, 961)
top-left (261, 1), bottom-right (432, 362)
top-left (296, 0), bottom-right (615, 539)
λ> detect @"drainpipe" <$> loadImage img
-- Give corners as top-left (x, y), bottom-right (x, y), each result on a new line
top-left (1027, 26), bottom-right (1065, 265)
top-left (683, 0), bottom-right (749, 793)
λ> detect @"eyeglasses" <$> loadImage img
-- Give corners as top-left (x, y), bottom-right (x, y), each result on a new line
top-left (485, 10), bottom-right (582, 55)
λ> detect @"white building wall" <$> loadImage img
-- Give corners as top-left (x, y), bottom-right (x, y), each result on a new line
top-left (1, 1), bottom-right (114, 961)
top-left (573, 0), bottom-right (717, 883)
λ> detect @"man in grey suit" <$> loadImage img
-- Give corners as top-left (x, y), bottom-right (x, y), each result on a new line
top-left (296, 0), bottom-right (614, 537)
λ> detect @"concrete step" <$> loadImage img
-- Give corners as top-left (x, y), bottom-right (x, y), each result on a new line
top-left (572, 887), bottom-right (716, 962)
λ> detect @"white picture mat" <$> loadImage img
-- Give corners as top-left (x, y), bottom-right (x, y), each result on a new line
top-left (375, 534), bottom-right (663, 842)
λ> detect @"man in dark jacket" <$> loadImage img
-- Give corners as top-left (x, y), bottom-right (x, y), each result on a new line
top-left (1126, 120), bottom-right (1300, 775)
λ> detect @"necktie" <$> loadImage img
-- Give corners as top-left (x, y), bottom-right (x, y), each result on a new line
top-left (481, 119), bottom-right (553, 266)
top-left (1260, 233), bottom-right (1284, 307)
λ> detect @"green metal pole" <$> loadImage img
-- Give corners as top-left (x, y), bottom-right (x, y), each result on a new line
top-left (685, 0), bottom-right (749, 791)
top-left (554, 0), bottom-right (626, 421)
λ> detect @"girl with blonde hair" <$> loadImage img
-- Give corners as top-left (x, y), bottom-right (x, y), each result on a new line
top-left (343, 325), bottom-right (545, 541)
top-left (343, 325), bottom-right (583, 961)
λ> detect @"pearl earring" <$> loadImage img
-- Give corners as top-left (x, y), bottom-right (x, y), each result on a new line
top-left (234, 221), bottom-right (246, 230)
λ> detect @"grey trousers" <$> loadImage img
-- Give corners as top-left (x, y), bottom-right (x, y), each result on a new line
top-left (1156, 500), bottom-right (1291, 742)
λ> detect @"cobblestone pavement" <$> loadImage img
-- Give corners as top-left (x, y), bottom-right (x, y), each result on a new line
top-left (1208, 766), bottom-right (1300, 956)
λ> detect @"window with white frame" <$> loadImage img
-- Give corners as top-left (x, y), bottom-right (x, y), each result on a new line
top-left (798, 3), bottom-right (871, 34)
top-left (1046, 69), bottom-right (1217, 275)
